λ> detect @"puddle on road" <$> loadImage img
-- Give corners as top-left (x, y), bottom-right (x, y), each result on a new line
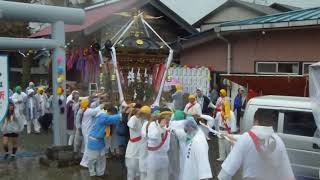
top-left (0, 130), bottom-right (220, 180)
top-left (0, 157), bottom-right (127, 180)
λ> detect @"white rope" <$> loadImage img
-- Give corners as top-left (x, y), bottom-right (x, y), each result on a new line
top-left (98, 50), bottom-right (104, 65)
top-left (112, 18), bottom-right (136, 47)
top-left (111, 17), bottom-right (134, 42)
top-left (199, 122), bottom-right (234, 142)
top-left (141, 17), bottom-right (172, 50)
top-left (110, 47), bottom-right (125, 105)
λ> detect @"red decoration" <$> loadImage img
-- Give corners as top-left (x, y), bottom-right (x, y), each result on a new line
top-left (154, 64), bottom-right (165, 92)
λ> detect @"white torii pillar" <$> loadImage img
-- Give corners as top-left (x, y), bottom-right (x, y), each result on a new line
top-left (0, 1), bottom-right (85, 145)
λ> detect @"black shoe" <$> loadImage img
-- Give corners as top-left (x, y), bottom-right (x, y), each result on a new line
top-left (4, 153), bottom-right (9, 160)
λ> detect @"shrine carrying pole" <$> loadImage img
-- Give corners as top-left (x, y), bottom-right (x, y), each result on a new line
top-left (0, 1), bottom-right (85, 145)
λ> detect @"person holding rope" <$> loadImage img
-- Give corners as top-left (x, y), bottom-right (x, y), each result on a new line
top-left (142, 109), bottom-right (172, 180)
top-left (218, 109), bottom-right (295, 180)
top-left (79, 98), bottom-right (103, 168)
top-left (216, 89), bottom-right (237, 162)
top-left (168, 110), bottom-right (188, 180)
top-left (181, 118), bottom-right (212, 180)
top-left (86, 104), bottom-right (122, 177)
top-left (125, 105), bottom-right (150, 180)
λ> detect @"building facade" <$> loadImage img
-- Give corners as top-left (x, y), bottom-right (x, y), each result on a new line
top-left (180, 7), bottom-right (320, 97)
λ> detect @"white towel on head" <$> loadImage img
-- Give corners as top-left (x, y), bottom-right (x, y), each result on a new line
top-left (27, 89), bottom-right (34, 95)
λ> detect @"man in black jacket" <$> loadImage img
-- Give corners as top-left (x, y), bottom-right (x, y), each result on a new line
top-left (196, 88), bottom-right (214, 115)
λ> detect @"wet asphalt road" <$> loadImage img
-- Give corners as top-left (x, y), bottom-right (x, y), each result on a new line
top-left (0, 130), bottom-right (222, 180)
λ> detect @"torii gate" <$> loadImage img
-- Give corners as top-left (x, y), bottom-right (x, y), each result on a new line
top-left (0, 1), bottom-right (85, 145)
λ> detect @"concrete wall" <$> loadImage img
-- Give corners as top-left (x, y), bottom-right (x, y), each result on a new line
top-left (181, 28), bottom-right (320, 73)
top-left (200, 6), bottom-right (260, 31)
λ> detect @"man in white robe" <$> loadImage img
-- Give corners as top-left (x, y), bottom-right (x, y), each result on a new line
top-left (218, 109), bottom-right (295, 180)
top-left (125, 105), bottom-right (151, 180)
top-left (142, 110), bottom-right (172, 180)
top-left (181, 119), bottom-right (212, 180)
top-left (184, 95), bottom-right (202, 116)
top-left (125, 105), bottom-right (149, 180)
top-left (169, 110), bottom-right (187, 180)
top-left (216, 89), bottom-right (237, 161)
top-left (25, 89), bottom-right (41, 134)
top-left (35, 87), bottom-right (48, 118)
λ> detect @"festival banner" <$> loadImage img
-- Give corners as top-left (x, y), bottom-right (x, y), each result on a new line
top-left (0, 53), bottom-right (8, 123)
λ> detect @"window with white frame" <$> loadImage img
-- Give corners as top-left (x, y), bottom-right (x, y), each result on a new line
top-left (256, 62), bottom-right (299, 74)
top-left (302, 63), bottom-right (314, 75)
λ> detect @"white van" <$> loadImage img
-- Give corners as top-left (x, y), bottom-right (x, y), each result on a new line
top-left (241, 96), bottom-right (320, 179)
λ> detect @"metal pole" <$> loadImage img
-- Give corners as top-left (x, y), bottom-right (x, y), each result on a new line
top-left (52, 21), bottom-right (67, 145)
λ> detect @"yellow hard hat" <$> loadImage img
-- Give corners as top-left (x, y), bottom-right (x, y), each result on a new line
top-left (159, 111), bottom-right (173, 118)
top-left (140, 106), bottom-right (151, 114)
top-left (56, 87), bottom-right (64, 95)
top-left (175, 83), bottom-right (182, 91)
top-left (37, 87), bottom-right (45, 93)
top-left (188, 95), bottom-right (196, 100)
top-left (80, 98), bottom-right (90, 109)
top-left (220, 89), bottom-right (227, 97)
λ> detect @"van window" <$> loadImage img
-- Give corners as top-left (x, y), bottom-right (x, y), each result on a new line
top-left (283, 111), bottom-right (317, 137)
top-left (255, 108), bottom-right (279, 132)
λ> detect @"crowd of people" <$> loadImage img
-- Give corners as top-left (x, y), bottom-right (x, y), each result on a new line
top-left (1, 82), bottom-right (296, 180)
top-left (1, 82), bottom-right (53, 159)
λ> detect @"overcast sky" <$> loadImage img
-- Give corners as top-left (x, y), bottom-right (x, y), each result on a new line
top-left (244, 0), bottom-right (320, 8)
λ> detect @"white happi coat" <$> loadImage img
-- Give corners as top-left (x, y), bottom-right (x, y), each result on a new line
top-left (80, 106), bottom-right (101, 167)
top-left (145, 121), bottom-right (170, 169)
top-left (143, 121), bottom-right (170, 180)
top-left (215, 109), bottom-right (237, 161)
top-left (140, 121), bottom-right (150, 179)
top-left (184, 102), bottom-right (202, 116)
top-left (169, 120), bottom-right (188, 180)
top-left (12, 92), bottom-right (27, 126)
top-left (215, 111), bottom-right (237, 133)
top-left (125, 115), bottom-right (145, 180)
top-left (126, 115), bottom-right (145, 158)
top-left (182, 129), bottom-right (213, 180)
top-left (219, 126), bottom-right (294, 180)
